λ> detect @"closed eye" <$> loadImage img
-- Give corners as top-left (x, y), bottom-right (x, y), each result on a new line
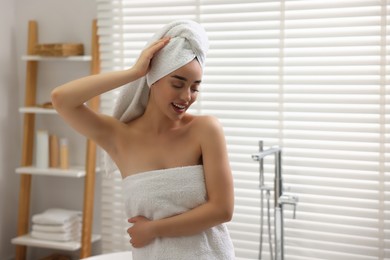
top-left (172, 84), bottom-right (184, 89)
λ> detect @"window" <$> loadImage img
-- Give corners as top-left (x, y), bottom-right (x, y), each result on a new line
top-left (97, 0), bottom-right (390, 258)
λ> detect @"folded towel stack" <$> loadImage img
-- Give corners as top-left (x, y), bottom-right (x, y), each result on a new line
top-left (31, 208), bottom-right (82, 242)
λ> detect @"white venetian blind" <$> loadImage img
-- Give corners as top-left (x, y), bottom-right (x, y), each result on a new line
top-left (96, 0), bottom-right (390, 259)
top-left (278, 1), bottom-right (389, 259)
top-left (384, 0), bottom-right (390, 257)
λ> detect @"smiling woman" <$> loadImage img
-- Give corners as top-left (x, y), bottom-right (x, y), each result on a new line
top-left (51, 19), bottom-right (235, 260)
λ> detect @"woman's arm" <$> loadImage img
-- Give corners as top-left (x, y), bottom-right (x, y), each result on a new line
top-left (128, 116), bottom-right (234, 248)
top-left (51, 37), bottom-right (170, 151)
top-left (51, 69), bottom-right (137, 151)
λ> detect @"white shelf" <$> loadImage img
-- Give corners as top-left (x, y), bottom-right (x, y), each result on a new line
top-left (16, 166), bottom-right (91, 178)
top-left (19, 107), bottom-right (57, 114)
top-left (11, 233), bottom-right (101, 251)
top-left (22, 55), bottom-right (92, 61)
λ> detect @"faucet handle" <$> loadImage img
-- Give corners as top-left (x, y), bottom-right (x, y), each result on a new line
top-left (252, 154), bottom-right (261, 161)
top-left (292, 203), bottom-right (297, 219)
top-left (279, 194), bottom-right (299, 219)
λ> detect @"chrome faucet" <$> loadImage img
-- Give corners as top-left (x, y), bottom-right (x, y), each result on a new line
top-left (279, 194), bottom-right (299, 219)
top-left (252, 141), bottom-right (298, 260)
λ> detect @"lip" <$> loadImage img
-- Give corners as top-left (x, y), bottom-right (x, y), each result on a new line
top-left (171, 102), bottom-right (187, 114)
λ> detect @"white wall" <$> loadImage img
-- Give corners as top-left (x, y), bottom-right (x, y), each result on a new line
top-left (0, 0), bottom-right (20, 259)
top-left (1, 0), bottom-right (102, 259)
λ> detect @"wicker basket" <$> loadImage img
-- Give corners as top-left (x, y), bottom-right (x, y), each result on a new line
top-left (34, 43), bottom-right (84, 56)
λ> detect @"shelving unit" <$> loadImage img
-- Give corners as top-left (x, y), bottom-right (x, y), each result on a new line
top-left (21, 55), bottom-right (92, 62)
top-left (15, 166), bottom-right (99, 178)
top-left (12, 234), bottom-right (101, 251)
top-left (19, 107), bottom-right (57, 114)
top-left (12, 20), bottom-right (101, 260)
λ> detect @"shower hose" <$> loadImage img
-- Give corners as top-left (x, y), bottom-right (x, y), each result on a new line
top-left (259, 187), bottom-right (274, 260)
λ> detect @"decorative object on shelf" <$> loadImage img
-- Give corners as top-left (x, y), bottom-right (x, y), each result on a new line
top-left (60, 138), bottom-right (69, 169)
top-left (36, 130), bottom-right (49, 168)
top-left (34, 43), bottom-right (84, 56)
top-left (38, 102), bottom-right (54, 109)
top-left (49, 134), bottom-right (59, 167)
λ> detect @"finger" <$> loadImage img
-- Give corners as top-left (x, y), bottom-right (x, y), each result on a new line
top-left (130, 239), bottom-right (140, 248)
top-left (152, 36), bottom-right (170, 46)
top-left (161, 36), bottom-right (171, 43)
top-left (148, 37), bottom-right (170, 52)
top-left (128, 215), bottom-right (143, 222)
top-left (128, 217), bottom-right (136, 223)
top-left (127, 217), bottom-right (137, 223)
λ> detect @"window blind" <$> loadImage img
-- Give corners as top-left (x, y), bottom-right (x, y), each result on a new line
top-left (96, 0), bottom-right (390, 259)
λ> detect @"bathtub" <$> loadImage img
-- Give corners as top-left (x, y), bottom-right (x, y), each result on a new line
top-left (81, 251), bottom-right (132, 260)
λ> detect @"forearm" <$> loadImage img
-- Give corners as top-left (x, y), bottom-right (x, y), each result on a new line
top-left (51, 37), bottom-right (170, 111)
top-left (152, 201), bottom-right (232, 238)
top-left (51, 68), bottom-right (141, 109)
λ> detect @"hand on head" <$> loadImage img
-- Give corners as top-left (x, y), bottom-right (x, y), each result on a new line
top-left (132, 37), bottom-right (171, 78)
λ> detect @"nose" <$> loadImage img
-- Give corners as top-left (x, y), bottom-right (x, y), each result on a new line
top-left (180, 87), bottom-right (192, 102)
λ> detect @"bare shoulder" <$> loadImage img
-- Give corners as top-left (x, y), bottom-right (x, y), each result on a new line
top-left (189, 115), bottom-right (224, 142)
top-left (190, 114), bottom-right (222, 129)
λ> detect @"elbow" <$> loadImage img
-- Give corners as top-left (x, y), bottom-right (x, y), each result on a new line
top-left (216, 204), bottom-right (234, 223)
top-left (221, 195), bottom-right (234, 222)
top-left (210, 198), bottom-right (234, 223)
top-left (50, 88), bottom-right (62, 110)
top-left (222, 207), bottom-right (233, 223)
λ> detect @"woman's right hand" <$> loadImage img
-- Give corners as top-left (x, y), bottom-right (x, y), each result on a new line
top-left (131, 37), bottom-right (171, 78)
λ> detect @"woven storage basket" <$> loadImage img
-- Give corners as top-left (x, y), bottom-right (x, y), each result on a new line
top-left (34, 43), bottom-right (84, 56)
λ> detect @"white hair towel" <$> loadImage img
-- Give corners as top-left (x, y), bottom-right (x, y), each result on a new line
top-left (105, 20), bottom-right (209, 176)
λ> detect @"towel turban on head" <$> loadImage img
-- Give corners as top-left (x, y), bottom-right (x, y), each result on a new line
top-left (113, 19), bottom-right (209, 124)
top-left (105, 20), bottom-right (209, 176)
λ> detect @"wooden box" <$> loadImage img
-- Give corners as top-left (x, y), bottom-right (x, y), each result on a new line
top-left (34, 43), bottom-right (84, 56)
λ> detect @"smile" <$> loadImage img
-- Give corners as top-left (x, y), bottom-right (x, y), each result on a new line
top-left (172, 102), bottom-right (186, 110)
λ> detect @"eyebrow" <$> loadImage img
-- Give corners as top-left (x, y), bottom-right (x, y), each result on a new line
top-left (171, 75), bottom-right (202, 84)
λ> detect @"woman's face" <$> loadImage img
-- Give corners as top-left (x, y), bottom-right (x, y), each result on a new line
top-left (151, 59), bottom-right (203, 120)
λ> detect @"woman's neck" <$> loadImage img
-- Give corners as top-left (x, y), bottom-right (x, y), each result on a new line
top-left (138, 102), bottom-right (183, 134)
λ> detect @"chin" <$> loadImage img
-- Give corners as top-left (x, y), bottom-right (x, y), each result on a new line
top-left (169, 112), bottom-right (186, 122)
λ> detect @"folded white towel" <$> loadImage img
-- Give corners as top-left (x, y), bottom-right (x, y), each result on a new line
top-left (31, 230), bottom-right (80, 242)
top-left (32, 208), bottom-right (82, 225)
top-left (32, 220), bottom-right (80, 233)
top-left (104, 20), bottom-right (209, 176)
top-left (122, 165), bottom-right (235, 260)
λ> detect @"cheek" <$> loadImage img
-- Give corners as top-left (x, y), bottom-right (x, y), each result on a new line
top-left (152, 83), bottom-right (170, 98)
top-left (190, 93), bottom-right (199, 103)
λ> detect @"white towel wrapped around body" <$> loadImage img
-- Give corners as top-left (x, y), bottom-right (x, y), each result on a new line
top-left (122, 165), bottom-right (235, 260)
top-left (105, 20), bottom-right (209, 175)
